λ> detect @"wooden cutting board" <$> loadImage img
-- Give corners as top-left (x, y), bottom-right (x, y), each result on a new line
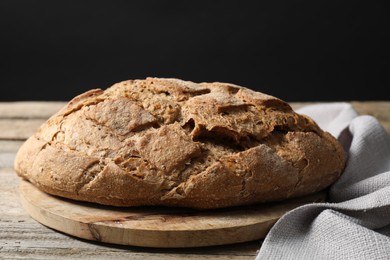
top-left (19, 180), bottom-right (326, 248)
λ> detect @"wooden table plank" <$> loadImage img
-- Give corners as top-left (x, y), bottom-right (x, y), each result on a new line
top-left (351, 101), bottom-right (390, 135)
top-left (0, 119), bottom-right (46, 140)
top-left (291, 101), bottom-right (390, 136)
top-left (0, 101), bottom-right (65, 140)
top-left (0, 140), bottom-right (24, 153)
top-left (0, 101), bottom-right (66, 119)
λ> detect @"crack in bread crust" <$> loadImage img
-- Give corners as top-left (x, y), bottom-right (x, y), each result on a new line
top-left (14, 77), bottom-right (347, 209)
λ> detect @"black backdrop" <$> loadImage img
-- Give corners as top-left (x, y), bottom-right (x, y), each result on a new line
top-left (1, 0), bottom-right (389, 102)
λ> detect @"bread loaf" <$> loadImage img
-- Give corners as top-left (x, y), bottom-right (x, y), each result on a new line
top-left (14, 77), bottom-right (346, 209)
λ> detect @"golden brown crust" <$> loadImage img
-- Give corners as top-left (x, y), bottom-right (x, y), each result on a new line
top-left (14, 77), bottom-right (347, 209)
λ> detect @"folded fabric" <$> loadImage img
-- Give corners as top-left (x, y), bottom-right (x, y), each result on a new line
top-left (256, 102), bottom-right (390, 260)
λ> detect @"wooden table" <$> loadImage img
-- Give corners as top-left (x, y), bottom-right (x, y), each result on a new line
top-left (1, 101), bottom-right (389, 259)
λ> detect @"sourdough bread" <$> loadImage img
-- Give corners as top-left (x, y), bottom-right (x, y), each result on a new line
top-left (14, 78), bottom-right (346, 209)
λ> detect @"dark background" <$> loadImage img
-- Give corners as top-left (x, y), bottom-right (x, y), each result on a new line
top-left (1, 0), bottom-right (389, 102)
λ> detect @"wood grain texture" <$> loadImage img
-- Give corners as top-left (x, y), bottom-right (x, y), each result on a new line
top-left (0, 101), bottom-right (66, 119)
top-left (19, 180), bottom-right (325, 248)
top-left (0, 119), bottom-right (46, 140)
top-left (1, 101), bottom-right (390, 259)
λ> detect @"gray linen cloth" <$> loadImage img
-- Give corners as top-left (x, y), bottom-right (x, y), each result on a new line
top-left (256, 102), bottom-right (390, 260)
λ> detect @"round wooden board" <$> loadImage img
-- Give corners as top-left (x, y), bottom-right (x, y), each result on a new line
top-left (19, 180), bottom-right (326, 248)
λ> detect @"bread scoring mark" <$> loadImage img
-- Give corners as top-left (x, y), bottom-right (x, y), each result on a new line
top-left (235, 87), bottom-right (292, 112)
top-left (145, 77), bottom-right (211, 101)
top-left (116, 157), bottom-right (144, 179)
top-left (76, 160), bottom-right (105, 195)
top-left (159, 143), bottom-right (235, 201)
top-left (192, 130), bottom-right (246, 151)
top-left (61, 96), bottom-right (106, 118)
top-left (159, 155), bottom-right (206, 200)
top-left (199, 82), bottom-right (242, 95)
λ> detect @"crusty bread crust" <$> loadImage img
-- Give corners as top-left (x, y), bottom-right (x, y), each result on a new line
top-left (14, 78), bottom-right (346, 209)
